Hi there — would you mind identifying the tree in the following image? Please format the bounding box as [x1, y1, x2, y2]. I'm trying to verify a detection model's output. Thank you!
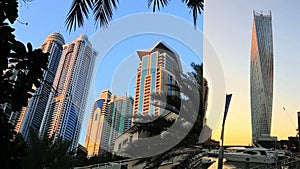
[0, 111, 27, 169]
[124, 63, 204, 169]
[0, 0, 49, 168]
[65, 0, 204, 31]
[0, 0, 49, 112]
[23, 130, 76, 169]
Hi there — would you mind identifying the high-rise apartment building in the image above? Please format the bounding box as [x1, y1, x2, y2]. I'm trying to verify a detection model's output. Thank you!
[15, 33, 65, 141]
[40, 34, 97, 150]
[109, 96, 133, 151]
[84, 89, 133, 156]
[84, 89, 113, 156]
[133, 41, 182, 118]
[250, 11, 274, 142]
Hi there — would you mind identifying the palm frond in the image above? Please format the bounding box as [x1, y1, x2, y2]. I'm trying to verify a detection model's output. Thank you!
[65, 0, 94, 32]
[148, 0, 170, 12]
[93, 0, 119, 28]
[182, 0, 204, 28]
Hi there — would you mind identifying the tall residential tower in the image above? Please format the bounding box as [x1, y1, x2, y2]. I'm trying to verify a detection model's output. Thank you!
[133, 41, 182, 118]
[84, 89, 133, 156]
[250, 11, 274, 142]
[15, 33, 65, 141]
[40, 34, 97, 150]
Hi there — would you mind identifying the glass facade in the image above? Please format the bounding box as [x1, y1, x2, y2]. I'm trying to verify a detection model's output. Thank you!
[250, 11, 274, 142]
[15, 33, 65, 142]
[41, 34, 97, 151]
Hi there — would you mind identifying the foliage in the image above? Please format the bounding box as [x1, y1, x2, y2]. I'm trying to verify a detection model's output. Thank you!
[0, 0, 50, 168]
[123, 63, 204, 169]
[0, 110, 27, 169]
[0, 0, 49, 112]
[23, 130, 76, 169]
[65, 0, 204, 31]
[86, 150, 127, 166]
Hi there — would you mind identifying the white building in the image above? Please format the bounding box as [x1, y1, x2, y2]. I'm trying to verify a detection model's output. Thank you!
[40, 34, 97, 151]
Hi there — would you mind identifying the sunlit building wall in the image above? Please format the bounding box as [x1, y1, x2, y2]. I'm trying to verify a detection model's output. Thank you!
[85, 90, 134, 156]
[15, 33, 65, 142]
[250, 10, 274, 142]
[84, 89, 114, 157]
[40, 34, 97, 151]
[133, 41, 182, 119]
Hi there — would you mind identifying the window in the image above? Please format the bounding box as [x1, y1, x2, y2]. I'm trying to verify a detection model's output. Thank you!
[118, 143, 121, 151]
[95, 114, 98, 121]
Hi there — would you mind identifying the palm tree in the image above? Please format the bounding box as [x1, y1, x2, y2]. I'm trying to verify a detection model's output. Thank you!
[65, 0, 204, 31]
[22, 130, 75, 169]
[123, 63, 204, 169]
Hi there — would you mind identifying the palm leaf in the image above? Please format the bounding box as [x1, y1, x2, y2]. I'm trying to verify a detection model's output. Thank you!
[182, 0, 204, 28]
[148, 0, 170, 12]
[65, 0, 94, 32]
[93, 0, 119, 28]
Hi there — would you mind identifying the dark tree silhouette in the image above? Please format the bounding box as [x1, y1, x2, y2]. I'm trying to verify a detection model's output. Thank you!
[65, 0, 204, 31]
[23, 130, 76, 169]
[0, 0, 49, 112]
[0, 112, 27, 169]
[0, 1, 49, 168]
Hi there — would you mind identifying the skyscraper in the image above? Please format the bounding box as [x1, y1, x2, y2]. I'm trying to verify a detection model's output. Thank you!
[84, 89, 133, 156]
[250, 10, 274, 142]
[84, 89, 114, 156]
[40, 34, 97, 150]
[133, 41, 182, 118]
[109, 96, 133, 151]
[15, 33, 65, 141]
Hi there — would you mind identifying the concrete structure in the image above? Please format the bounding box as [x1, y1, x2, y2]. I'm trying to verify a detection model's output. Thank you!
[40, 34, 97, 151]
[85, 89, 134, 157]
[15, 33, 65, 142]
[133, 41, 182, 118]
[84, 89, 114, 157]
[109, 96, 133, 152]
[250, 10, 274, 142]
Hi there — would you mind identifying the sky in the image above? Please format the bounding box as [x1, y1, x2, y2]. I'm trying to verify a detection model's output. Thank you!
[12, 0, 299, 147]
[13, 0, 203, 145]
[205, 0, 300, 145]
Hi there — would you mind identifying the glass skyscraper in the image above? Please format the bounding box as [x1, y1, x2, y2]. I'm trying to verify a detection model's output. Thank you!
[40, 34, 97, 151]
[109, 96, 133, 151]
[133, 41, 182, 118]
[250, 10, 274, 142]
[15, 33, 65, 141]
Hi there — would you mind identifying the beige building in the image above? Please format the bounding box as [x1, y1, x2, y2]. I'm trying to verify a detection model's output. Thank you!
[133, 41, 182, 119]
[85, 89, 114, 157]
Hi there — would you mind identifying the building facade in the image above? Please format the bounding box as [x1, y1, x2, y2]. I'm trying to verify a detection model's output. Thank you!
[84, 89, 133, 157]
[84, 89, 114, 156]
[15, 33, 65, 141]
[40, 34, 97, 151]
[250, 10, 274, 142]
[109, 96, 133, 151]
[133, 41, 182, 118]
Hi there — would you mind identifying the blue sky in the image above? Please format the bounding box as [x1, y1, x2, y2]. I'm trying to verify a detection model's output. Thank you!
[13, 0, 204, 145]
